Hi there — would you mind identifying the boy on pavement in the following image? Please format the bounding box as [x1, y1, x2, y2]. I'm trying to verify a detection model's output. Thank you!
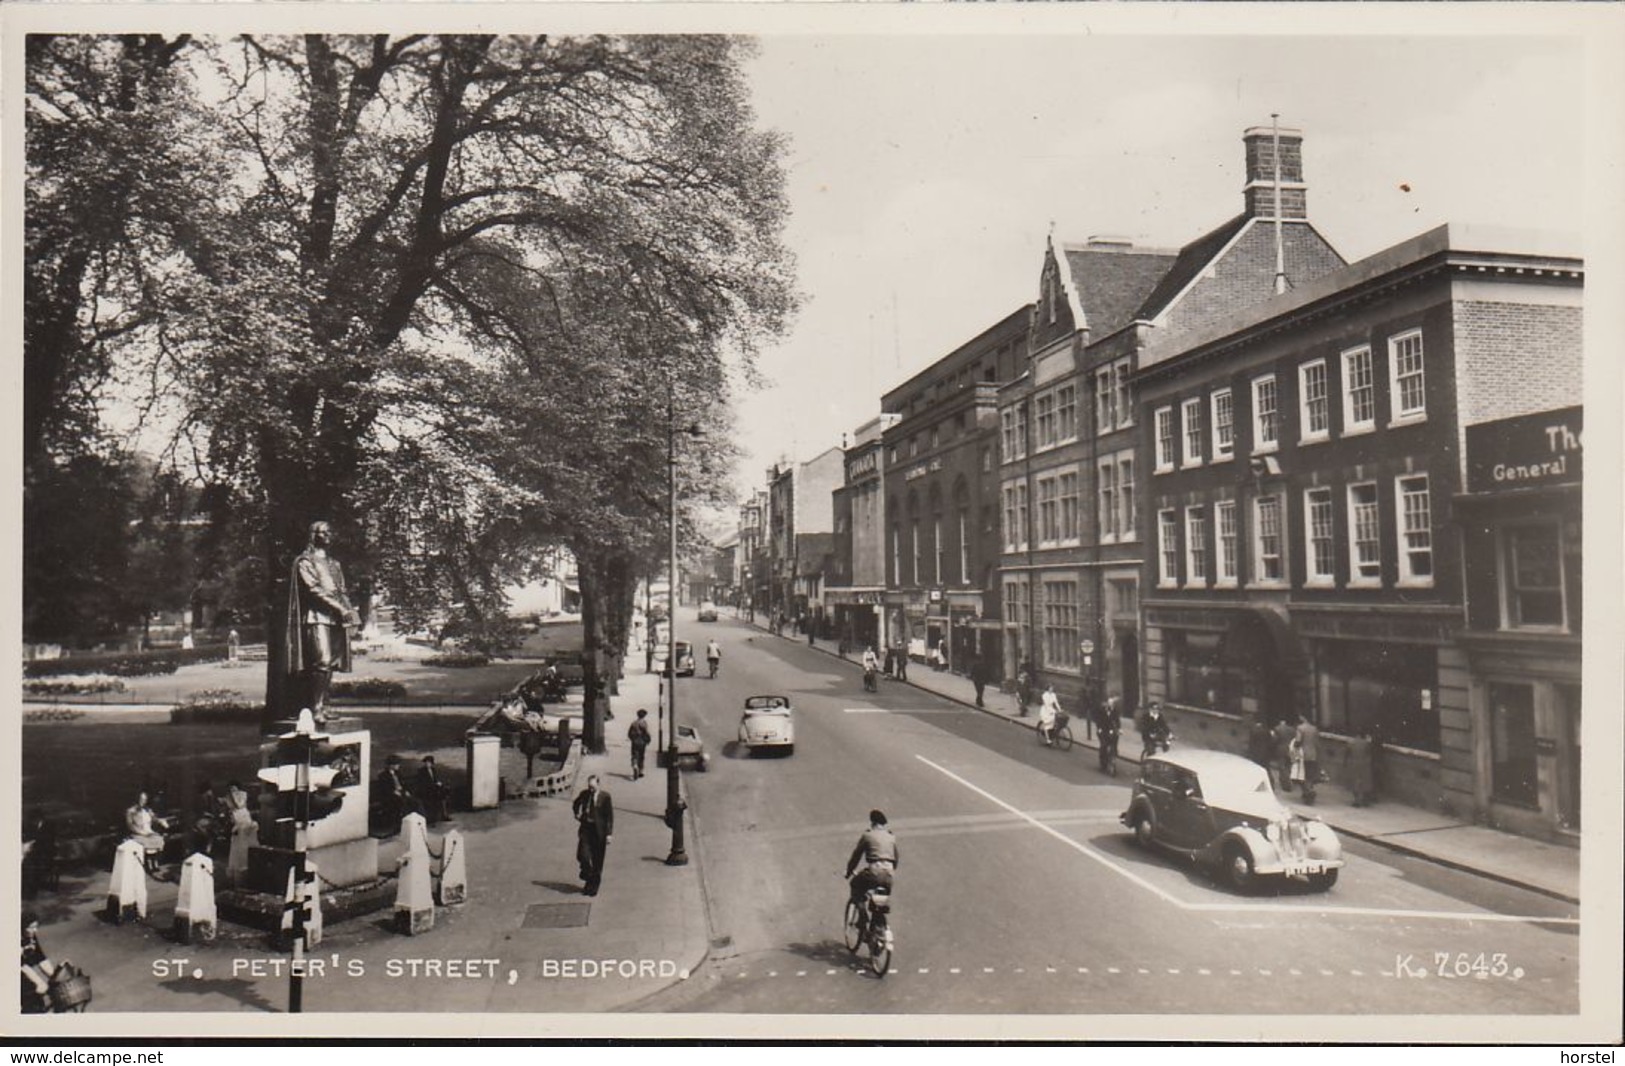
[628, 709, 652, 781]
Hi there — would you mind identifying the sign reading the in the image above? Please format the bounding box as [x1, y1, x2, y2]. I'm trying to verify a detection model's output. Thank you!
[1465, 406, 1582, 494]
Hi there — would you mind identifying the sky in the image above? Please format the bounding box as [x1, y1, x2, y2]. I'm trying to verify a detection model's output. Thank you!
[730, 30, 1589, 499]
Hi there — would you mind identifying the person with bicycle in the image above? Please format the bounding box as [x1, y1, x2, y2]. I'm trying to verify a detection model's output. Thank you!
[1138, 700, 1172, 759]
[861, 646, 880, 692]
[1094, 694, 1123, 773]
[705, 639, 721, 679]
[1037, 683, 1062, 746]
[845, 809, 898, 909]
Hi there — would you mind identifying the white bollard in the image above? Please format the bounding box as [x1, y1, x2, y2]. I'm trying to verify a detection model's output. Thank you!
[394, 814, 434, 935]
[438, 829, 468, 906]
[280, 861, 323, 950]
[174, 853, 217, 943]
[106, 840, 149, 924]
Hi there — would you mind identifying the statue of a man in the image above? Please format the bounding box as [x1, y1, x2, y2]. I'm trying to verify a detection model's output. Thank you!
[285, 520, 360, 724]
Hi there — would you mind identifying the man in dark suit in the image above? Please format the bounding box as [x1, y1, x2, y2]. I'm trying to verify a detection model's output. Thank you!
[414, 755, 451, 824]
[376, 754, 422, 835]
[571, 775, 614, 896]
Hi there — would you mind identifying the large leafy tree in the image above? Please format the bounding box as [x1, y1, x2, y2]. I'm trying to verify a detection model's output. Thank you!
[28, 34, 796, 735]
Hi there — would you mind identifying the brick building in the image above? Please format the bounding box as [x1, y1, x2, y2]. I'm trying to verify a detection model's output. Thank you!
[828, 413, 899, 652]
[1134, 223, 1581, 837]
[882, 307, 1031, 672]
[998, 125, 1346, 714]
[764, 448, 844, 626]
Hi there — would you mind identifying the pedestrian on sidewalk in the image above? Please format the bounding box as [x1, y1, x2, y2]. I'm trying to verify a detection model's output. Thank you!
[1272, 718, 1297, 794]
[970, 656, 989, 708]
[893, 642, 909, 681]
[1346, 728, 1377, 807]
[628, 710, 652, 781]
[572, 775, 614, 896]
[1295, 715, 1321, 804]
[1015, 663, 1032, 716]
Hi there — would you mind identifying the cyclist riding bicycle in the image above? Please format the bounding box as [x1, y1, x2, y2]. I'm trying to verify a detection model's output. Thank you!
[1037, 684, 1063, 746]
[845, 809, 899, 907]
[861, 646, 880, 692]
[706, 639, 721, 678]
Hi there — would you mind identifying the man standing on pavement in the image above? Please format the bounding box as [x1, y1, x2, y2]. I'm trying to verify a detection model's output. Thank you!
[1247, 713, 1278, 787]
[893, 641, 909, 681]
[572, 774, 614, 896]
[1295, 714, 1322, 804]
[628, 709, 652, 781]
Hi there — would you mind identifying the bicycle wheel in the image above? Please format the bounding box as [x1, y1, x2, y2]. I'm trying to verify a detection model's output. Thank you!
[1055, 724, 1074, 751]
[843, 900, 863, 953]
[868, 924, 893, 977]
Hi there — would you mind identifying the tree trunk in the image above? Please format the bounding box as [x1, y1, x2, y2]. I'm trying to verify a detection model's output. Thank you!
[575, 547, 607, 754]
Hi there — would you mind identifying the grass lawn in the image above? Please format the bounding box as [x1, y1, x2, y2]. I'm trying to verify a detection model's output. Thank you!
[22, 709, 489, 851]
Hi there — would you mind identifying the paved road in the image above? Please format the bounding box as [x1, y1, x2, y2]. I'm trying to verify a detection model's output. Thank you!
[639, 614, 1579, 1015]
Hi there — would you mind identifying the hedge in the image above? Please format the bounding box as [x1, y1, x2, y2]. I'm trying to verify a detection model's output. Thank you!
[25, 644, 230, 678]
[331, 677, 408, 699]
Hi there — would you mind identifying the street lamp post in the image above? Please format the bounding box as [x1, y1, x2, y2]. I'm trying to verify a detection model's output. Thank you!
[664, 385, 689, 867]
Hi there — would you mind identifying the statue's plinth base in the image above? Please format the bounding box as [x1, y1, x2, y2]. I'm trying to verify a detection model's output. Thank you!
[246, 839, 379, 893]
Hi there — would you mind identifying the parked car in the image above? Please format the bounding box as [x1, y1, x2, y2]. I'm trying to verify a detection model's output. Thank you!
[697, 602, 718, 622]
[656, 723, 710, 772]
[1121, 749, 1343, 892]
[738, 695, 795, 756]
[653, 639, 696, 677]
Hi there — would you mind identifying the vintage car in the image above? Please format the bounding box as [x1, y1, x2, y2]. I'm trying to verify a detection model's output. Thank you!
[653, 639, 697, 677]
[1121, 749, 1343, 892]
[738, 695, 795, 756]
[697, 602, 719, 622]
[656, 723, 710, 772]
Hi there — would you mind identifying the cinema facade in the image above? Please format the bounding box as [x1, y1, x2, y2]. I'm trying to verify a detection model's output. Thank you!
[1134, 223, 1582, 842]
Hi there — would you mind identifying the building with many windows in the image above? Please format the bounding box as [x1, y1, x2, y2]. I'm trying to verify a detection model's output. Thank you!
[1135, 223, 1581, 836]
[999, 125, 1346, 713]
[882, 307, 1031, 671]
[828, 413, 899, 652]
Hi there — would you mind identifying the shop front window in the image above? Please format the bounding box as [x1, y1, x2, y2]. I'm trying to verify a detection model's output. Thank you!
[1504, 523, 1565, 629]
[1313, 641, 1439, 751]
[1489, 682, 1538, 808]
[1163, 630, 1248, 713]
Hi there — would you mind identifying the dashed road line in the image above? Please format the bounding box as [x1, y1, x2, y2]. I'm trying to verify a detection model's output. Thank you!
[914, 755, 1580, 927]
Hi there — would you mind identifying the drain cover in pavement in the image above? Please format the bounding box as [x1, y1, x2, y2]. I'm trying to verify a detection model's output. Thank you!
[522, 903, 591, 929]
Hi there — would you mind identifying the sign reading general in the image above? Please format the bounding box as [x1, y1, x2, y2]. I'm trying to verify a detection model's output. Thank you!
[1465, 406, 1582, 494]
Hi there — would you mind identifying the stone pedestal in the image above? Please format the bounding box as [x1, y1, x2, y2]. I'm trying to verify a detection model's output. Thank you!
[394, 813, 434, 935]
[467, 733, 502, 810]
[174, 853, 217, 943]
[439, 830, 468, 906]
[106, 840, 148, 924]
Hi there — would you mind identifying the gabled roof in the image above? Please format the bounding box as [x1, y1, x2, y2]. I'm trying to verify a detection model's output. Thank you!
[1131, 213, 1253, 322]
[1058, 242, 1178, 338]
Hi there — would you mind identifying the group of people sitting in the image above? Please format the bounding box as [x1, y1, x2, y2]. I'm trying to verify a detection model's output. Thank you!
[373, 753, 452, 831]
[122, 782, 259, 876]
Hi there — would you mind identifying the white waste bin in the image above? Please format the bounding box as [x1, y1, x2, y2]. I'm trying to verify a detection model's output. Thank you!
[466, 733, 502, 810]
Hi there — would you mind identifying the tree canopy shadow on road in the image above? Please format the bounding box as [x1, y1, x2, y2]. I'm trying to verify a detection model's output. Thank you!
[158, 976, 279, 1013]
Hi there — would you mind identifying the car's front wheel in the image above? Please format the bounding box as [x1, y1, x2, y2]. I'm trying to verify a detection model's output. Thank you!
[1224, 844, 1256, 892]
[1131, 808, 1155, 849]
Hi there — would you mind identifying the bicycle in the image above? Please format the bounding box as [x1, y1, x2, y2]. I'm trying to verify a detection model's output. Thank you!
[708, 658, 720, 680]
[1039, 711, 1074, 751]
[842, 880, 894, 977]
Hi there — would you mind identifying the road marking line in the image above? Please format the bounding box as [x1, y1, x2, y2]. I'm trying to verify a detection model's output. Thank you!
[1198, 969, 1212, 975]
[844, 707, 889, 714]
[768, 971, 778, 977]
[796, 971, 807, 977]
[1230, 970, 1242, 976]
[1259, 969, 1273, 976]
[826, 969, 838, 976]
[1289, 969, 1303, 976]
[983, 967, 995, 973]
[1351, 970, 1364, 977]
[915, 755, 1581, 927]
[1137, 968, 1150, 975]
[1319, 970, 1335, 977]
[1078, 968, 1089, 974]
[1107, 967, 1121, 974]
[1168, 969, 1181, 975]
[1046, 967, 1057, 974]
[918, 968, 930, 974]
[949, 967, 961, 974]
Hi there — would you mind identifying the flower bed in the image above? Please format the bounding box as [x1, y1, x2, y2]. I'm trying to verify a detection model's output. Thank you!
[168, 688, 264, 724]
[331, 677, 408, 700]
[424, 651, 491, 669]
[23, 675, 128, 697]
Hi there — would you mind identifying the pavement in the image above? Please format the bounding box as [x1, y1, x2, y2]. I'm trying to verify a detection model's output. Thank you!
[17, 669, 712, 1018]
[746, 617, 1580, 906]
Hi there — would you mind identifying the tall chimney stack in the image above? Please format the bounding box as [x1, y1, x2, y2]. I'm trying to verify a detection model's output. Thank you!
[1243, 125, 1306, 219]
